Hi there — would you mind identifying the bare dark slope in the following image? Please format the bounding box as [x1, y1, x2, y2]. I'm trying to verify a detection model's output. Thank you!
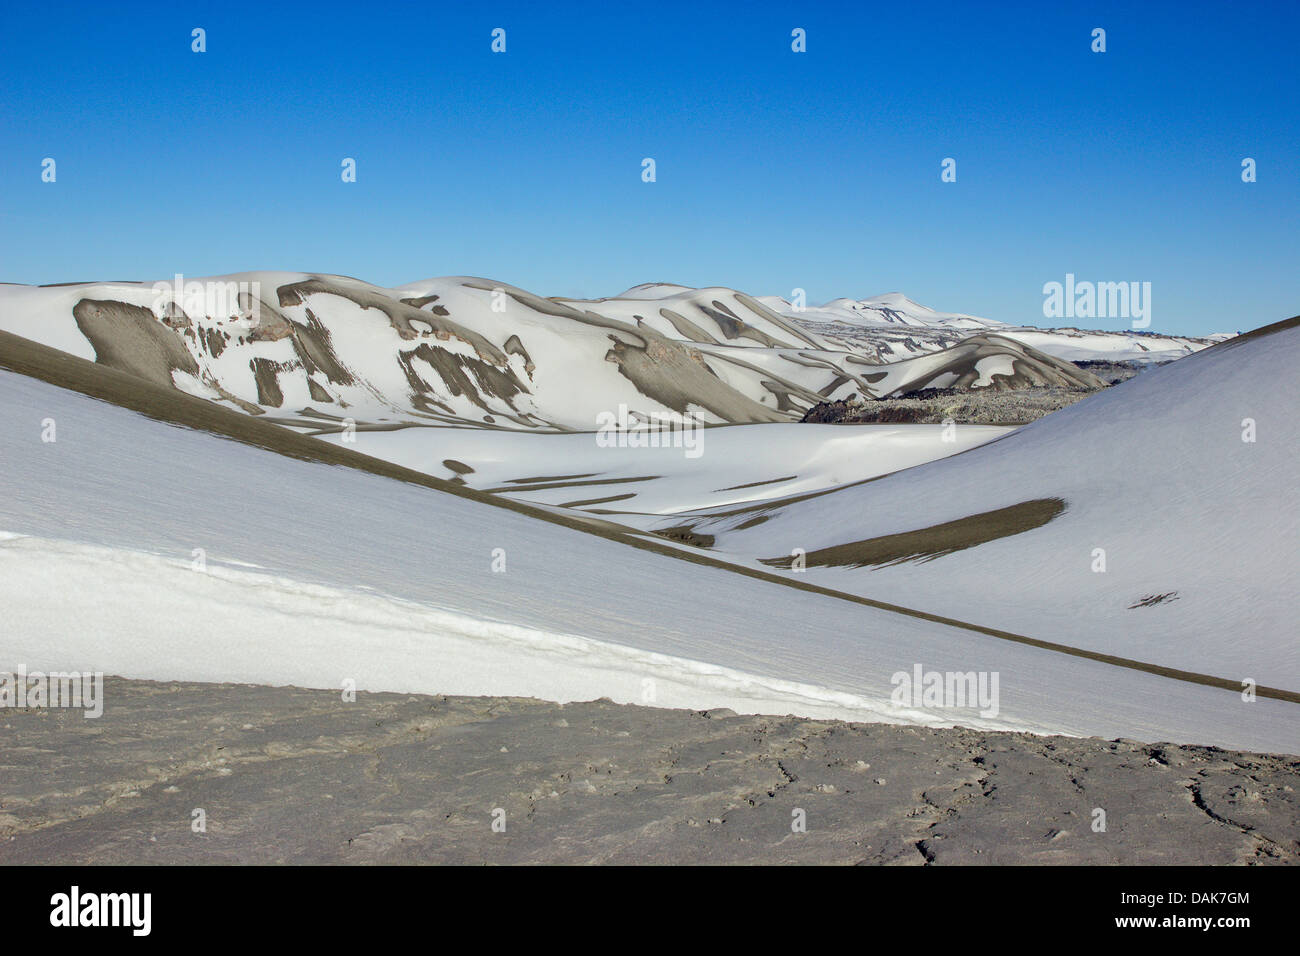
[1, 677, 1297, 865]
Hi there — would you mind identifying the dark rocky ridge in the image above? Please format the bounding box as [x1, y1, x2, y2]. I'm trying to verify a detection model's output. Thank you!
[799, 359, 1161, 426]
[800, 387, 1099, 426]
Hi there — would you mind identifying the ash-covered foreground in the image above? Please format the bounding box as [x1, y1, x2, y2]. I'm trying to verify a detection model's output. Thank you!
[1, 679, 1295, 865]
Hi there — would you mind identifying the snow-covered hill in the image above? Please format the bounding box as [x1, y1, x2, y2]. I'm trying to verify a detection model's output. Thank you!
[783, 296, 1218, 365]
[764, 291, 1005, 331]
[0, 337, 1295, 753]
[1, 274, 1286, 754]
[669, 318, 1300, 693]
[0, 273, 1213, 433]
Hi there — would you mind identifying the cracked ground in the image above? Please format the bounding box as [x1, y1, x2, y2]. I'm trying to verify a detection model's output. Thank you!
[1, 678, 1297, 864]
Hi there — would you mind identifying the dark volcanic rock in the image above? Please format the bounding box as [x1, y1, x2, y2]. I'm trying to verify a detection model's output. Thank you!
[801, 385, 1104, 426]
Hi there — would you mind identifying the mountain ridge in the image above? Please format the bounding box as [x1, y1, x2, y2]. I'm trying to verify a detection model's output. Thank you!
[0, 272, 1216, 434]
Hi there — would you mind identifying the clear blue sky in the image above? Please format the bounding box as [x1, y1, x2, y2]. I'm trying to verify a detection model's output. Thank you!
[2, 0, 1296, 335]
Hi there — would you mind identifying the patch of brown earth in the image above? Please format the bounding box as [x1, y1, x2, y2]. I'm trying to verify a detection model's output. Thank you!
[760, 498, 1066, 570]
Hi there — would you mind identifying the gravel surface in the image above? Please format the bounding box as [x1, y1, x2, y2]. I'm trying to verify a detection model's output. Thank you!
[2, 678, 1296, 865]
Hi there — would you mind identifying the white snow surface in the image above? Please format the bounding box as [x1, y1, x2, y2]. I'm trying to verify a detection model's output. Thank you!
[314, 422, 1012, 518]
[692, 325, 1300, 692]
[0, 365, 1295, 753]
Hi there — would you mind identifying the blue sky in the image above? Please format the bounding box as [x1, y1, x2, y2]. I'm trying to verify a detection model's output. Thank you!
[2, 0, 1296, 335]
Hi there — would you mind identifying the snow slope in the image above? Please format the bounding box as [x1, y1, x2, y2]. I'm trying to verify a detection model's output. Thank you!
[0, 359, 1295, 753]
[312, 422, 1012, 518]
[677, 320, 1300, 690]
